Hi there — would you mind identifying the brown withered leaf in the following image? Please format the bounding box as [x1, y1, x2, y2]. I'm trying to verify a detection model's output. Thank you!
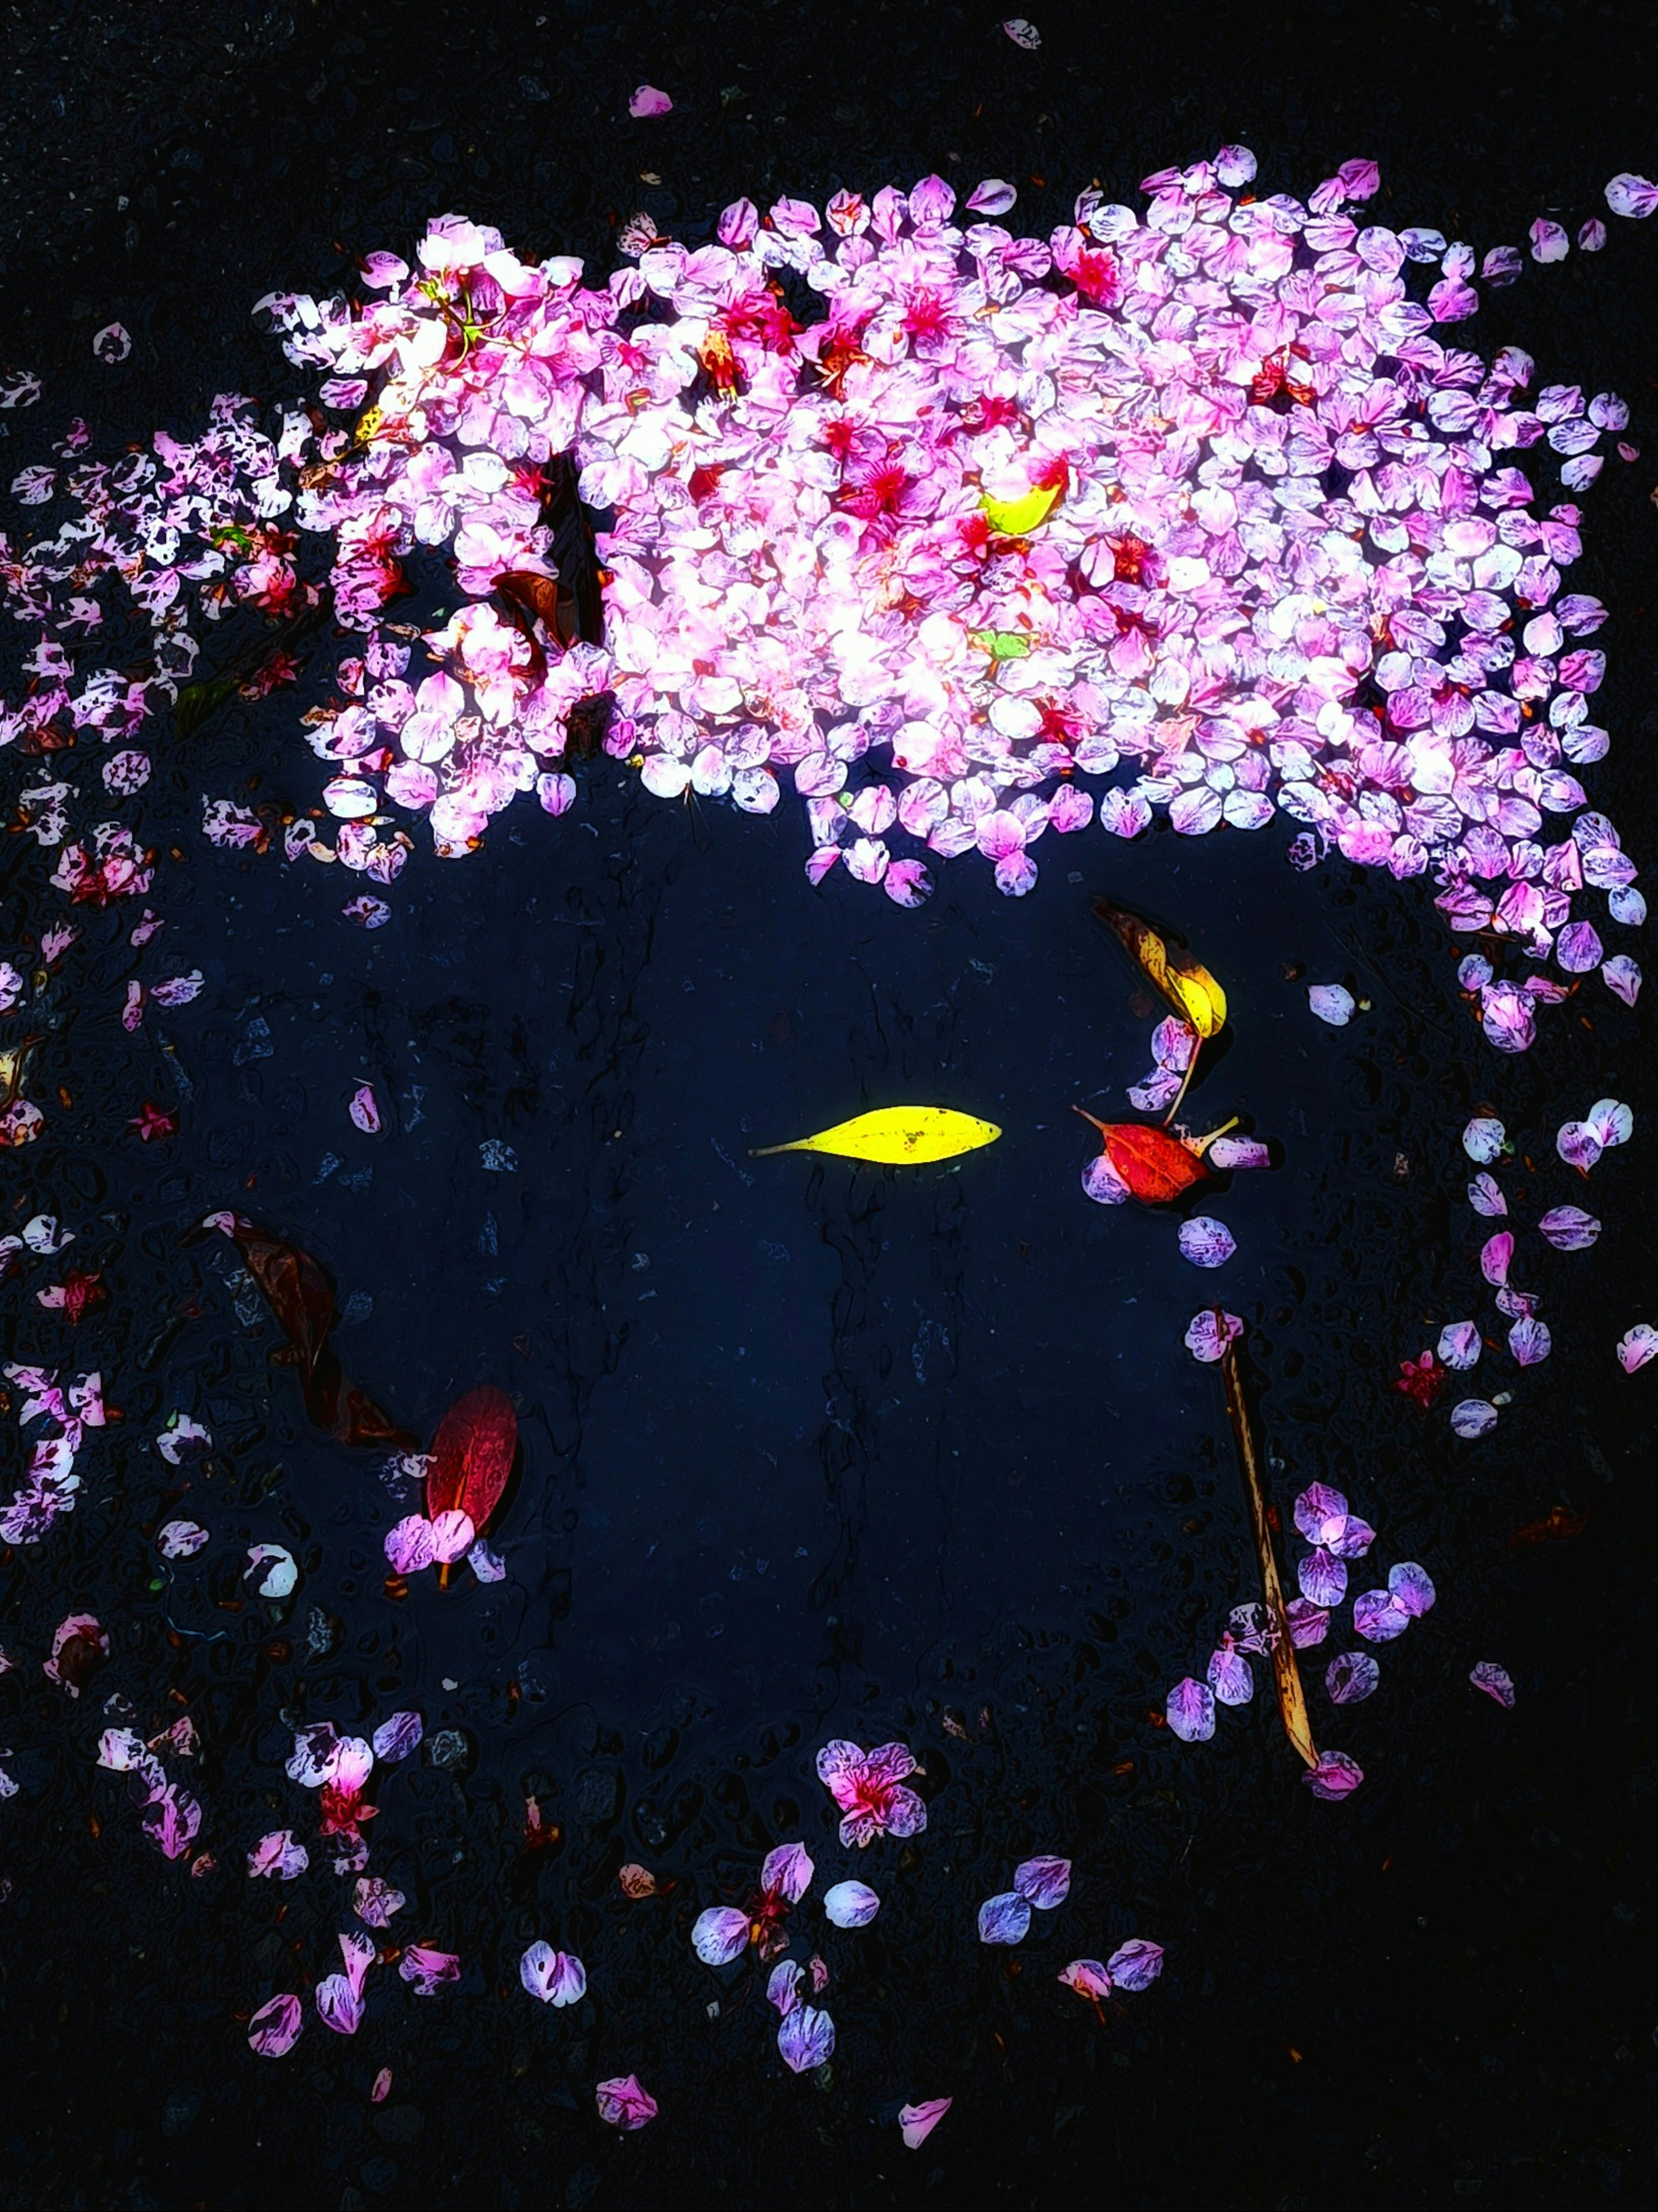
[1510, 1504, 1588, 1547]
[194, 1218, 413, 1448]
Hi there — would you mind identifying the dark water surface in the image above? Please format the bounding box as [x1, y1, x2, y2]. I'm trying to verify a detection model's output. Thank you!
[2, 3, 1657, 2207]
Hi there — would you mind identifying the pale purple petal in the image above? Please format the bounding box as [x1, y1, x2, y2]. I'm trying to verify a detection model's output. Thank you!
[399, 1944, 460, 1996]
[1104, 1938, 1164, 1991]
[777, 2003, 835, 2073]
[1325, 1651, 1380, 1704]
[692, 1906, 751, 1966]
[1467, 1173, 1506, 1217]
[1462, 1116, 1507, 1163]
[1556, 1121, 1602, 1175]
[1509, 1315, 1552, 1366]
[1352, 1590, 1411, 1642]
[315, 1973, 364, 2036]
[966, 178, 1017, 216]
[1617, 1323, 1658, 1373]
[1470, 1662, 1516, 1708]
[977, 1891, 1033, 1945]
[1206, 1642, 1254, 1705]
[1437, 1321, 1481, 1370]
[1557, 920, 1603, 972]
[1082, 1154, 1132, 1205]
[1285, 1599, 1330, 1648]
[1207, 1135, 1270, 1171]
[1387, 1561, 1437, 1617]
[429, 1507, 475, 1563]
[1013, 1855, 1071, 1910]
[823, 1880, 880, 1929]
[1293, 1482, 1349, 1545]
[1451, 1398, 1498, 1438]
[1177, 1216, 1236, 1268]
[1164, 1676, 1215, 1742]
[1586, 1098, 1633, 1150]
[1183, 1309, 1242, 1364]
[1538, 1206, 1600, 1251]
[1602, 956, 1642, 1007]
[384, 1515, 437, 1574]
[1308, 983, 1355, 1026]
[371, 1711, 422, 1762]
[1606, 172, 1658, 219]
[762, 1841, 814, 1904]
[1298, 1547, 1348, 1609]
[521, 1941, 586, 2006]
[766, 1960, 803, 2016]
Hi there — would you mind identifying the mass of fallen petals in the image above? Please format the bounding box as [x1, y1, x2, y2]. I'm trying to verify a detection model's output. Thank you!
[179, 154, 1641, 1035]
[1, 1363, 104, 1544]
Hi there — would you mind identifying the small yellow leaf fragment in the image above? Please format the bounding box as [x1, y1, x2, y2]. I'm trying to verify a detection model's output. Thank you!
[980, 482, 1060, 536]
[1093, 899, 1228, 1039]
[752, 1106, 1002, 1166]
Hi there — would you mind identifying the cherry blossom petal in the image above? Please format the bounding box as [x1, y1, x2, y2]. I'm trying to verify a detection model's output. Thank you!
[595, 2075, 657, 2130]
[1451, 1398, 1499, 1437]
[1467, 1174, 1506, 1217]
[1013, 1855, 1071, 1910]
[1618, 1323, 1658, 1373]
[1538, 1206, 1600, 1250]
[1177, 1216, 1236, 1268]
[1104, 1939, 1164, 1991]
[247, 1994, 304, 2057]
[371, 1711, 423, 1762]
[1183, 1309, 1242, 1363]
[1059, 1959, 1112, 1999]
[823, 1880, 881, 1929]
[978, 1891, 1033, 1945]
[1470, 1662, 1516, 1708]
[777, 2003, 835, 2073]
[1164, 1676, 1215, 1742]
[1308, 983, 1355, 1026]
[1304, 1750, 1364, 1800]
[692, 1906, 752, 1966]
[899, 2097, 952, 2149]
[762, 1841, 814, 1905]
[1325, 1651, 1380, 1705]
[1388, 1561, 1437, 1617]
[1462, 1117, 1507, 1164]
[1438, 1321, 1482, 1370]
[520, 1941, 586, 2006]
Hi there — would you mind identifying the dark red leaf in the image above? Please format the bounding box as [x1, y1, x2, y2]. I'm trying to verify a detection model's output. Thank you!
[427, 1385, 517, 1535]
[1099, 1122, 1210, 1204]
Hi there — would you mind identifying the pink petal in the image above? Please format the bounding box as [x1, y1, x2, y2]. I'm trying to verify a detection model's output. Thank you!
[1471, 1661, 1516, 1708]
[1059, 1959, 1113, 1999]
[1183, 1309, 1242, 1363]
[1304, 1750, 1364, 1801]
[595, 2075, 658, 2130]
[899, 2097, 952, 2149]
[1617, 1323, 1658, 1373]
[1508, 1314, 1551, 1366]
[247, 1993, 304, 2057]
[1467, 1173, 1506, 1216]
[1480, 1230, 1515, 1286]
[628, 85, 673, 118]
[348, 1083, 381, 1134]
[1352, 1590, 1410, 1642]
[1298, 1547, 1348, 1609]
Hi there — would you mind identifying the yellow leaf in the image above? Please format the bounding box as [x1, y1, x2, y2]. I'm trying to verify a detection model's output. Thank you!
[1093, 899, 1228, 1039]
[980, 482, 1060, 536]
[751, 1106, 1002, 1165]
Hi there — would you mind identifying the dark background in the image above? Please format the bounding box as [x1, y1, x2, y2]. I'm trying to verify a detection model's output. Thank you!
[1, 2, 1656, 2206]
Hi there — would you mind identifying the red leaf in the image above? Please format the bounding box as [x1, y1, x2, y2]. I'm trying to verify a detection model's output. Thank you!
[1098, 1122, 1211, 1205]
[427, 1385, 517, 1535]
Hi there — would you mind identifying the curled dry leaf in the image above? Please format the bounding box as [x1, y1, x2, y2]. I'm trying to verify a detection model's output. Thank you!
[752, 1105, 1000, 1165]
[1094, 898, 1227, 1038]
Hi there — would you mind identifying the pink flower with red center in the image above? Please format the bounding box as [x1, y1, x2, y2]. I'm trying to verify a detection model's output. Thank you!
[815, 1739, 927, 1848]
